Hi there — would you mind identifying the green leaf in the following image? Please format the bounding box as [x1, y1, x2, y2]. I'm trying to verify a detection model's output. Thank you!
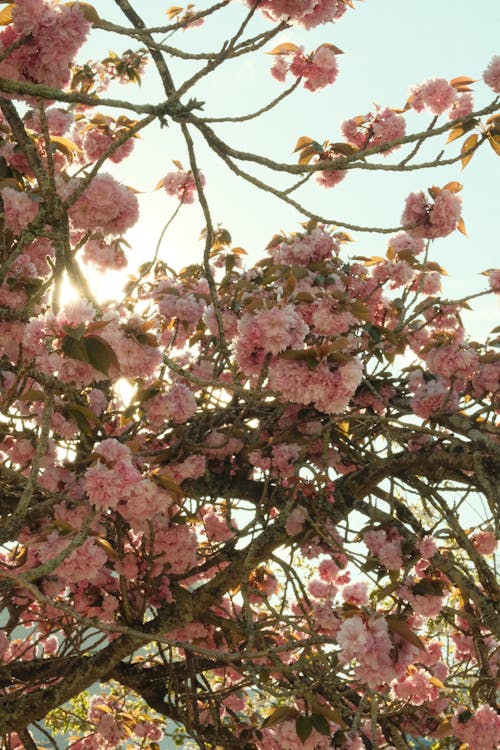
[311, 713, 331, 736]
[295, 715, 313, 744]
[262, 705, 299, 729]
[61, 335, 88, 363]
[83, 336, 117, 375]
[62, 323, 86, 341]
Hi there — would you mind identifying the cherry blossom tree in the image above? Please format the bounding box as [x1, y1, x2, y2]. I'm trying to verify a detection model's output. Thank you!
[0, 1, 499, 749]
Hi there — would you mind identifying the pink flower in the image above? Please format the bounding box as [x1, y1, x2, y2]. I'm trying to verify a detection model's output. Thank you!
[202, 508, 237, 543]
[342, 107, 406, 154]
[425, 343, 479, 380]
[410, 376, 459, 419]
[449, 92, 474, 121]
[1, 188, 38, 234]
[236, 305, 308, 375]
[25, 107, 74, 135]
[419, 536, 438, 559]
[409, 78, 457, 115]
[389, 231, 425, 257]
[67, 174, 139, 235]
[153, 523, 198, 575]
[80, 127, 135, 164]
[402, 189, 462, 239]
[94, 438, 132, 464]
[162, 169, 205, 203]
[4, 1, 90, 89]
[471, 530, 497, 555]
[270, 56, 288, 82]
[247, 0, 346, 29]
[392, 668, 440, 705]
[316, 165, 346, 188]
[144, 383, 197, 427]
[56, 538, 108, 584]
[341, 581, 368, 605]
[451, 705, 500, 750]
[285, 507, 306, 536]
[487, 268, 500, 292]
[82, 238, 127, 271]
[483, 55, 500, 92]
[268, 357, 362, 415]
[291, 45, 339, 91]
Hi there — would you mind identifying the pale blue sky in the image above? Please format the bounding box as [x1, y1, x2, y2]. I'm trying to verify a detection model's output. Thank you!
[83, 0, 500, 339]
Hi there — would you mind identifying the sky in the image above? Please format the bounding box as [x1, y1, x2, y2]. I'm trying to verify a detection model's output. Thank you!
[82, 0, 500, 341]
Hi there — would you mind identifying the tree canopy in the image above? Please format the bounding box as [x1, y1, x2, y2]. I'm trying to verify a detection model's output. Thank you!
[0, 1, 499, 749]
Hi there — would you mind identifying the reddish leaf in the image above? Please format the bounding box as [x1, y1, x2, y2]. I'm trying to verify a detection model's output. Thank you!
[461, 133, 478, 169]
[65, 1, 101, 24]
[488, 133, 500, 157]
[0, 4, 13, 25]
[262, 706, 299, 728]
[386, 616, 426, 651]
[293, 136, 314, 153]
[267, 42, 300, 55]
[442, 180, 462, 193]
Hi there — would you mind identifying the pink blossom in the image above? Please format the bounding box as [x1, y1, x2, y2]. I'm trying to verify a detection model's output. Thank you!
[248, 0, 345, 29]
[270, 56, 288, 82]
[271, 442, 301, 477]
[316, 164, 346, 188]
[94, 438, 132, 465]
[201, 506, 237, 542]
[134, 722, 163, 741]
[389, 232, 425, 257]
[56, 538, 108, 584]
[471, 530, 497, 555]
[342, 107, 406, 154]
[410, 376, 459, 419]
[336, 615, 414, 688]
[425, 343, 479, 380]
[285, 506, 306, 536]
[451, 705, 500, 750]
[402, 189, 462, 239]
[162, 169, 205, 203]
[153, 523, 198, 575]
[483, 55, 500, 92]
[290, 45, 339, 91]
[84, 458, 140, 510]
[311, 300, 356, 336]
[25, 107, 74, 135]
[67, 174, 139, 235]
[419, 536, 438, 559]
[487, 268, 500, 292]
[3, 1, 90, 89]
[1, 188, 39, 234]
[269, 357, 362, 415]
[236, 305, 308, 375]
[449, 92, 474, 121]
[121, 479, 172, 528]
[80, 127, 135, 164]
[82, 238, 128, 271]
[392, 668, 440, 705]
[341, 581, 368, 605]
[144, 383, 196, 428]
[409, 78, 457, 115]
[271, 226, 337, 265]
[318, 558, 340, 582]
